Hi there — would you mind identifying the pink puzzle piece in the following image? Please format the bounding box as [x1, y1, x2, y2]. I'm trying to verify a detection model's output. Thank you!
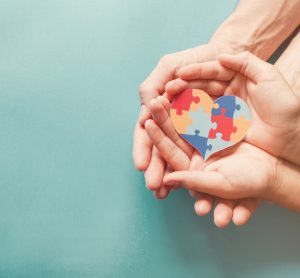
[172, 88, 200, 115]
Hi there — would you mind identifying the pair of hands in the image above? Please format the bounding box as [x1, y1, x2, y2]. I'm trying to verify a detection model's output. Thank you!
[134, 44, 300, 227]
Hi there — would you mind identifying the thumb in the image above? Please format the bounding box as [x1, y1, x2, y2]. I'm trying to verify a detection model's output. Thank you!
[219, 51, 273, 83]
[163, 170, 230, 197]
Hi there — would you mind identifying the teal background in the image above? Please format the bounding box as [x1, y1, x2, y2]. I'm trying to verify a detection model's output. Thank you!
[0, 0, 300, 277]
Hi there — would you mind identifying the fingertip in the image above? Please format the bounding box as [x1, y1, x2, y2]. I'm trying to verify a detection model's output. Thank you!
[145, 172, 162, 191]
[154, 186, 170, 199]
[134, 160, 148, 171]
[214, 213, 232, 228]
[232, 208, 251, 226]
[133, 123, 152, 171]
[189, 190, 197, 198]
[213, 201, 233, 228]
[165, 79, 188, 96]
[144, 119, 154, 130]
[194, 200, 212, 216]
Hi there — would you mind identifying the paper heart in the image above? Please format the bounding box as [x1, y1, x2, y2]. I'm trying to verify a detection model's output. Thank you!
[170, 89, 251, 160]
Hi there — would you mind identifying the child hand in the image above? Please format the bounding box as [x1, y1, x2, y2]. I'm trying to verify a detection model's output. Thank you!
[166, 51, 300, 165]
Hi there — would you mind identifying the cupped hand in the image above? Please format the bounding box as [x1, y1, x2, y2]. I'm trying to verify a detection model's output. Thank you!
[133, 43, 232, 199]
[145, 96, 260, 227]
[163, 141, 278, 204]
[166, 51, 300, 165]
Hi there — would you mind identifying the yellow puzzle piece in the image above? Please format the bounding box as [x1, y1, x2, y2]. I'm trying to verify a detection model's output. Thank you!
[170, 109, 193, 134]
[230, 116, 251, 143]
[190, 89, 219, 114]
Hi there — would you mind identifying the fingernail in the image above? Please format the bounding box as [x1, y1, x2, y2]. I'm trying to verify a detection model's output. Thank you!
[164, 180, 180, 187]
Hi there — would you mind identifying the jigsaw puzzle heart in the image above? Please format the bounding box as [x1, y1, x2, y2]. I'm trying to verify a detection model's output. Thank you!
[170, 89, 251, 160]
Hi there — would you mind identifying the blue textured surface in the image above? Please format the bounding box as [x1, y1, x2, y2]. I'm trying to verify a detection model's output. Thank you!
[1, 0, 300, 277]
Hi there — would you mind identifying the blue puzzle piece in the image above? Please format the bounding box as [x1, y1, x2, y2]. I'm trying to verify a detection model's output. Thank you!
[181, 130, 212, 158]
[187, 108, 217, 137]
[232, 97, 251, 120]
[212, 96, 241, 118]
[205, 133, 234, 160]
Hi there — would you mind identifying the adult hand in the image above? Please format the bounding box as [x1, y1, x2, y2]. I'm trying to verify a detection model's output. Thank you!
[133, 43, 228, 196]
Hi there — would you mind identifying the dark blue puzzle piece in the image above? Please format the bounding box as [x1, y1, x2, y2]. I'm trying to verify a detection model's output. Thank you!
[212, 96, 241, 118]
[180, 130, 212, 158]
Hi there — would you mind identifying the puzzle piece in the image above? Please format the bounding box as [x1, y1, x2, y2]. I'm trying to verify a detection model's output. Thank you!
[209, 108, 237, 141]
[230, 115, 251, 143]
[180, 130, 212, 158]
[205, 133, 234, 160]
[232, 97, 251, 120]
[212, 95, 241, 118]
[170, 109, 193, 134]
[187, 107, 217, 137]
[190, 89, 219, 114]
[172, 88, 200, 115]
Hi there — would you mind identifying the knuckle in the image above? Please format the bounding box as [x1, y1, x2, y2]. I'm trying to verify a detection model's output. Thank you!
[159, 54, 173, 66]
[139, 82, 149, 94]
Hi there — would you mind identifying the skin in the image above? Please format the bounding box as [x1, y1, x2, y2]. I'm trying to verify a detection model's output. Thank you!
[145, 105, 300, 216]
[133, 0, 300, 227]
[159, 134, 300, 213]
[145, 119, 278, 207]
[167, 51, 300, 165]
[147, 43, 300, 227]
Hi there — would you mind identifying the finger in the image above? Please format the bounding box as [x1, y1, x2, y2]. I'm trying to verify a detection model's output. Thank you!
[157, 95, 170, 111]
[144, 147, 165, 190]
[148, 98, 193, 157]
[194, 193, 214, 216]
[139, 56, 175, 105]
[133, 121, 152, 171]
[155, 165, 172, 199]
[178, 61, 235, 81]
[232, 198, 260, 226]
[189, 151, 205, 170]
[189, 190, 198, 197]
[165, 78, 228, 97]
[213, 199, 235, 228]
[163, 170, 231, 197]
[139, 105, 152, 126]
[145, 119, 190, 171]
[219, 51, 273, 83]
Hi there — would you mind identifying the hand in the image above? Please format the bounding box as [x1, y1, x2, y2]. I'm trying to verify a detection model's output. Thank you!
[145, 96, 260, 227]
[145, 112, 275, 220]
[163, 141, 278, 204]
[166, 51, 300, 165]
[133, 43, 230, 198]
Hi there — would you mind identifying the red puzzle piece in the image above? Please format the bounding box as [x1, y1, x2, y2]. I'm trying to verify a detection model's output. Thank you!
[172, 88, 200, 115]
[209, 108, 237, 141]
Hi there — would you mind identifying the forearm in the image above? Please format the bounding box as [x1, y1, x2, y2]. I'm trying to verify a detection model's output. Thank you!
[274, 31, 300, 165]
[276, 30, 300, 96]
[269, 158, 300, 212]
[210, 0, 300, 59]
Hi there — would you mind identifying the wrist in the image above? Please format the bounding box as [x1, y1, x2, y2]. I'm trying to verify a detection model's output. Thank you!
[281, 112, 300, 166]
[209, 36, 250, 56]
[268, 158, 300, 212]
[267, 158, 285, 202]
